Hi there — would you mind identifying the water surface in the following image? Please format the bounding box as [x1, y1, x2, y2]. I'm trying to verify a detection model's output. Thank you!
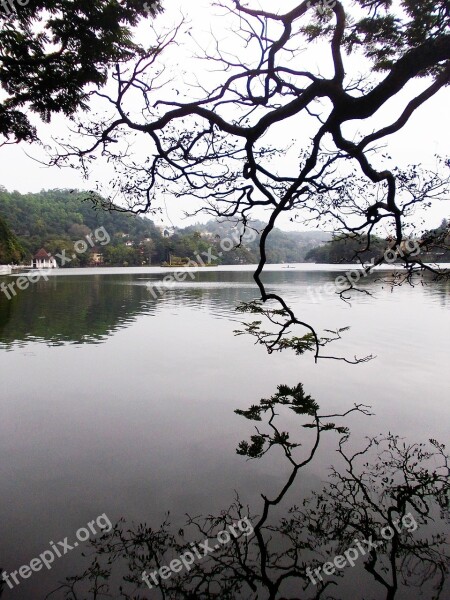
[0, 266, 449, 598]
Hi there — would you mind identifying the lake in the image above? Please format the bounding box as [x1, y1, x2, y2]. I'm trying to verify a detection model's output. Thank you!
[0, 266, 449, 599]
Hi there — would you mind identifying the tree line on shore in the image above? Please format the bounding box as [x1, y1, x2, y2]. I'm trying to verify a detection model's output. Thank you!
[1, 188, 448, 266]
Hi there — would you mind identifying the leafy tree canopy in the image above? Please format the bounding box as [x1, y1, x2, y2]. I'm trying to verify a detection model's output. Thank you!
[0, 0, 162, 143]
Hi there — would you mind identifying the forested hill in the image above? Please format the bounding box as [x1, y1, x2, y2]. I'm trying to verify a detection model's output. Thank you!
[305, 221, 450, 263]
[0, 215, 25, 264]
[0, 187, 159, 249]
[305, 234, 387, 263]
[0, 188, 330, 266]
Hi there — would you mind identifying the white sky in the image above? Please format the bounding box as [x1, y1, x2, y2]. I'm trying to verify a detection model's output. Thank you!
[0, 0, 448, 231]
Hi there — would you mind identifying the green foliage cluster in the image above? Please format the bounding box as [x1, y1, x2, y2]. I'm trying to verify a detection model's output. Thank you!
[304, 0, 450, 74]
[0, 0, 162, 143]
[235, 383, 321, 458]
[0, 214, 24, 263]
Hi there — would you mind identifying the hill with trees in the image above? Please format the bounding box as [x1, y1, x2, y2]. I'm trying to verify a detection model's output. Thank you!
[305, 234, 387, 263]
[420, 219, 450, 262]
[0, 188, 330, 266]
[305, 224, 450, 264]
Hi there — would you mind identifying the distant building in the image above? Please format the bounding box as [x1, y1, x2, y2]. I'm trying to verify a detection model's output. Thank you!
[90, 248, 104, 265]
[31, 248, 58, 269]
[156, 225, 175, 238]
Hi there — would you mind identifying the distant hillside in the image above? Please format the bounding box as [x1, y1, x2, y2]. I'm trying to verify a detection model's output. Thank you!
[182, 220, 331, 263]
[305, 234, 387, 263]
[0, 188, 331, 266]
[0, 187, 159, 250]
[305, 222, 450, 263]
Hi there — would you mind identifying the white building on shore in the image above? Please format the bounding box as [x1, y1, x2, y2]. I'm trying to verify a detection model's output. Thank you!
[31, 249, 58, 269]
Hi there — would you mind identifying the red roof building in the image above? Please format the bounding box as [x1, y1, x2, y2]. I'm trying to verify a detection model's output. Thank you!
[31, 248, 58, 269]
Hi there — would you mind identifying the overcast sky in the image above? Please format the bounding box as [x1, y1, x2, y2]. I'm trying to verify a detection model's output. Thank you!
[1, 0, 448, 231]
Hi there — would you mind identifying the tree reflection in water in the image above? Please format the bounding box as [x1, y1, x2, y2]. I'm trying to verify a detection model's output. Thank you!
[44, 384, 449, 600]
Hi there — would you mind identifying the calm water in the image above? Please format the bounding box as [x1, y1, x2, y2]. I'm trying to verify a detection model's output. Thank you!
[0, 266, 449, 598]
